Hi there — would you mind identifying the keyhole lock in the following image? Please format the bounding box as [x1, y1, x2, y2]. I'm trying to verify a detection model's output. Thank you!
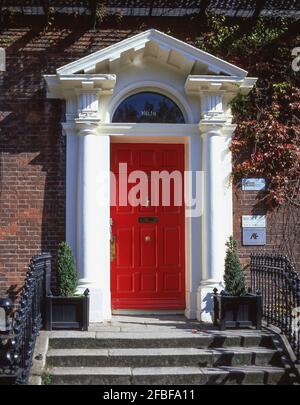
[144, 235, 151, 242]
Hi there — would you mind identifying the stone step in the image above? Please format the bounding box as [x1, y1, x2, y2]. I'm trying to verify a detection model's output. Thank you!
[46, 347, 281, 368]
[48, 365, 288, 385]
[48, 332, 275, 350]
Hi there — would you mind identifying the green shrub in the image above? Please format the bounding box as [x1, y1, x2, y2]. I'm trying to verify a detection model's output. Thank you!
[197, 15, 288, 55]
[197, 14, 239, 53]
[41, 372, 53, 385]
[224, 237, 246, 296]
[233, 18, 288, 51]
[56, 241, 77, 296]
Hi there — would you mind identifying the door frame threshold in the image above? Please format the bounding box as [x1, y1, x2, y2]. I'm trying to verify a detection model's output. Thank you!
[112, 309, 185, 315]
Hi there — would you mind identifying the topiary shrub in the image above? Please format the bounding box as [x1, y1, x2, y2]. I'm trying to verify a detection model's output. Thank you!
[56, 241, 77, 296]
[224, 237, 246, 296]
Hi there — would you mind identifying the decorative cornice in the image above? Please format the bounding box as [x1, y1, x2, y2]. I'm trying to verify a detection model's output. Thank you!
[55, 29, 248, 77]
[44, 74, 116, 99]
[96, 123, 199, 136]
[185, 75, 257, 96]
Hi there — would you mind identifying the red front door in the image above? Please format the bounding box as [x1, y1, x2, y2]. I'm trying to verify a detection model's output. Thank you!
[110, 143, 185, 309]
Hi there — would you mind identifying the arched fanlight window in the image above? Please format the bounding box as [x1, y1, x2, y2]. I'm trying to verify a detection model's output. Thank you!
[112, 91, 185, 123]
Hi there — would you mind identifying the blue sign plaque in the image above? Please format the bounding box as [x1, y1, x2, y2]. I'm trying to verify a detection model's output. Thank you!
[242, 227, 266, 246]
[242, 178, 266, 191]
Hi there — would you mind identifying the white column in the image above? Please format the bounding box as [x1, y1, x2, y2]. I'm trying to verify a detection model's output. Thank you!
[197, 121, 235, 322]
[76, 123, 111, 322]
[63, 123, 78, 263]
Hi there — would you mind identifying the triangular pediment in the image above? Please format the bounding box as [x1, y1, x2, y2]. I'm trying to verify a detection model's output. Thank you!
[56, 29, 248, 78]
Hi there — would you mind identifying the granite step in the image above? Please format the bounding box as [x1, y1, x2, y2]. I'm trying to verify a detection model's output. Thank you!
[42, 318, 298, 385]
[48, 365, 289, 385]
[46, 347, 281, 368]
[48, 332, 275, 350]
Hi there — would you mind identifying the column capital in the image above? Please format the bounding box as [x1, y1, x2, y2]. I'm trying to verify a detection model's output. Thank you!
[200, 90, 225, 120]
[62, 121, 76, 136]
[199, 121, 236, 137]
[75, 84, 101, 119]
[44, 74, 117, 122]
[185, 75, 257, 123]
[75, 119, 101, 136]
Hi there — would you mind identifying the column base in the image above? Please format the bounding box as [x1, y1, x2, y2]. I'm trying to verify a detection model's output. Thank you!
[184, 291, 197, 319]
[196, 279, 224, 323]
[77, 282, 111, 323]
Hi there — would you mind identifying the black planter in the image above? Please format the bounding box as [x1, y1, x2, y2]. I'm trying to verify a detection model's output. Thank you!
[213, 288, 262, 330]
[45, 291, 89, 331]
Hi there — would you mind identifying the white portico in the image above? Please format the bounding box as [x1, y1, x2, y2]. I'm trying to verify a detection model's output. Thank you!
[44, 29, 256, 323]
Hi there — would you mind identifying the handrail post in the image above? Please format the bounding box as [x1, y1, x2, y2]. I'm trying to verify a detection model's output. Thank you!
[0, 298, 13, 334]
[0, 253, 52, 384]
[250, 253, 300, 364]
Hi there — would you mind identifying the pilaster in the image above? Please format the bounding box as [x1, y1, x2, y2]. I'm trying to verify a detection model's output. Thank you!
[200, 91, 225, 119]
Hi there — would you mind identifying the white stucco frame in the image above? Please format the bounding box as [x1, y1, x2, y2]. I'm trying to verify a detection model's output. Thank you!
[44, 29, 257, 323]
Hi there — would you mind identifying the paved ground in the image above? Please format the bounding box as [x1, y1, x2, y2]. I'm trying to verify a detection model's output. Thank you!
[51, 314, 273, 336]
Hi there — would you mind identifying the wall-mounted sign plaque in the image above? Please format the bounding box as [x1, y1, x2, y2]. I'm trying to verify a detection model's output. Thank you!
[0, 307, 6, 332]
[243, 227, 266, 246]
[242, 215, 266, 228]
[242, 178, 266, 191]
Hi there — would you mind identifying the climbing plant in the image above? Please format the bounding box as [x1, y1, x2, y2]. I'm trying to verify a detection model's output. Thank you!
[230, 83, 300, 209]
[198, 15, 300, 210]
[197, 14, 288, 56]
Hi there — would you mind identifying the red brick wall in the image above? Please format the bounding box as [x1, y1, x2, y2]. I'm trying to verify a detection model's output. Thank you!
[233, 186, 300, 278]
[0, 20, 299, 297]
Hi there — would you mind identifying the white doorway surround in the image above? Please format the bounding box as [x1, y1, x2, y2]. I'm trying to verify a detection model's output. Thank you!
[44, 29, 257, 323]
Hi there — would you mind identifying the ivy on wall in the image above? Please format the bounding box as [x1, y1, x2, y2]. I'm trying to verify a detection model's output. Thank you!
[197, 15, 300, 210]
[231, 84, 300, 208]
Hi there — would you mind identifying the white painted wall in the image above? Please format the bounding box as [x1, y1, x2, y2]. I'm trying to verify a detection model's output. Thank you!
[184, 134, 202, 319]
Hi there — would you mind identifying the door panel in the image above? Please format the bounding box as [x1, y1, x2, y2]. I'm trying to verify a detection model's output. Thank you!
[164, 227, 180, 266]
[140, 227, 157, 267]
[111, 143, 185, 309]
[116, 228, 134, 267]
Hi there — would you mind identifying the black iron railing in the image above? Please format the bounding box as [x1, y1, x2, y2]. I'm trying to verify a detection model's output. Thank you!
[250, 253, 300, 363]
[0, 253, 51, 385]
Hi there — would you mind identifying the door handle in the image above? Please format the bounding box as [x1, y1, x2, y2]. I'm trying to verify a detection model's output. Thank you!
[144, 235, 151, 242]
[110, 236, 116, 261]
[110, 218, 116, 261]
[110, 218, 113, 241]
